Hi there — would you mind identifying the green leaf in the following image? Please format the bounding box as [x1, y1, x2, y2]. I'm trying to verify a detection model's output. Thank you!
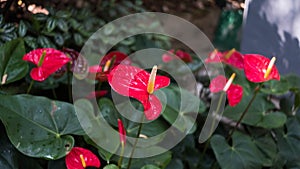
[18, 20, 27, 37]
[37, 36, 56, 48]
[24, 36, 38, 49]
[252, 134, 277, 167]
[260, 78, 290, 95]
[166, 159, 184, 169]
[103, 164, 119, 169]
[211, 132, 264, 169]
[33, 13, 48, 21]
[224, 94, 286, 129]
[0, 94, 84, 160]
[276, 117, 300, 161]
[55, 11, 71, 18]
[141, 164, 161, 169]
[161, 86, 205, 133]
[57, 19, 69, 32]
[74, 33, 83, 46]
[0, 38, 28, 85]
[46, 18, 57, 32]
[54, 33, 64, 46]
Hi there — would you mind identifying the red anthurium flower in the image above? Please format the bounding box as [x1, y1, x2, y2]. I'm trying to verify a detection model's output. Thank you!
[88, 51, 131, 82]
[100, 51, 131, 68]
[205, 49, 224, 63]
[108, 65, 170, 120]
[23, 48, 70, 81]
[205, 49, 244, 69]
[118, 119, 126, 145]
[65, 147, 100, 169]
[86, 90, 108, 99]
[244, 54, 280, 83]
[209, 74, 243, 106]
[162, 49, 192, 63]
[222, 49, 244, 69]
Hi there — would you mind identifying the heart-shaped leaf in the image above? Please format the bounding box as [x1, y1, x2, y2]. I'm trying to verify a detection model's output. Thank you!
[0, 94, 84, 160]
[161, 86, 205, 133]
[103, 164, 119, 169]
[0, 38, 28, 85]
[276, 116, 300, 162]
[211, 132, 264, 169]
[224, 94, 286, 129]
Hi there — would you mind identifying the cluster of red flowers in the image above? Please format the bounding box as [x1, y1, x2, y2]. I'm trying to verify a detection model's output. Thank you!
[206, 48, 280, 106]
[22, 47, 280, 168]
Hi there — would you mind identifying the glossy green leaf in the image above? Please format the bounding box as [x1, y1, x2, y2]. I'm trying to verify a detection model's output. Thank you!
[57, 19, 69, 32]
[161, 86, 205, 133]
[24, 36, 38, 49]
[37, 36, 56, 48]
[276, 116, 300, 162]
[0, 94, 84, 160]
[211, 132, 264, 169]
[18, 20, 27, 37]
[103, 164, 119, 169]
[33, 13, 48, 21]
[74, 33, 83, 46]
[46, 18, 57, 32]
[75, 99, 120, 160]
[224, 94, 286, 129]
[141, 164, 161, 169]
[252, 134, 277, 167]
[261, 78, 290, 95]
[0, 38, 28, 85]
[54, 33, 64, 46]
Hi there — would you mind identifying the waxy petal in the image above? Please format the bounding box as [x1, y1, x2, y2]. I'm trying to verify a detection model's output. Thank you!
[100, 51, 131, 68]
[118, 119, 126, 144]
[209, 75, 243, 107]
[223, 50, 244, 69]
[143, 94, 162, 120]
[244, 54, 280, 83]
[108, 65, 170, 120]
[227, 84, 243, 106]
[65, 147, 100, 169]
[23, 48, 70, 81]
[108, 65, 170, 97]
[175, 50, 192, 63]
[209, 75, 227, 93]
[205, 50, 224, 63]
[162, 49, 192, 63]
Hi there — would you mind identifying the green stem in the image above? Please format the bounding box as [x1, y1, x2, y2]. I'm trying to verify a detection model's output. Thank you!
[126, 116, 144, 169]
[118, 142, 125, 168]
[201, 92, 225, 160]
[26, 80, 34, 94]
[226, 85, 261, 141]
[52, 88, 57, 99]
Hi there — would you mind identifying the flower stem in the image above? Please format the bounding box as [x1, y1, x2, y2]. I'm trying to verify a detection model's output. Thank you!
[126, 116, 144, 169]
[201, 92, 225, 160]
[26, 80, 34, 94]
[226, 85, 261, 141]
[118, 142, 125, 168]
[52, 88, 57, 99]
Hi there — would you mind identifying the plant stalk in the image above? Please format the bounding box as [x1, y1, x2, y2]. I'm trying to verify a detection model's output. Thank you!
[26, 80, 34, 94]
[226, 85, 261, 141]
[126, 116, 144, 169]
